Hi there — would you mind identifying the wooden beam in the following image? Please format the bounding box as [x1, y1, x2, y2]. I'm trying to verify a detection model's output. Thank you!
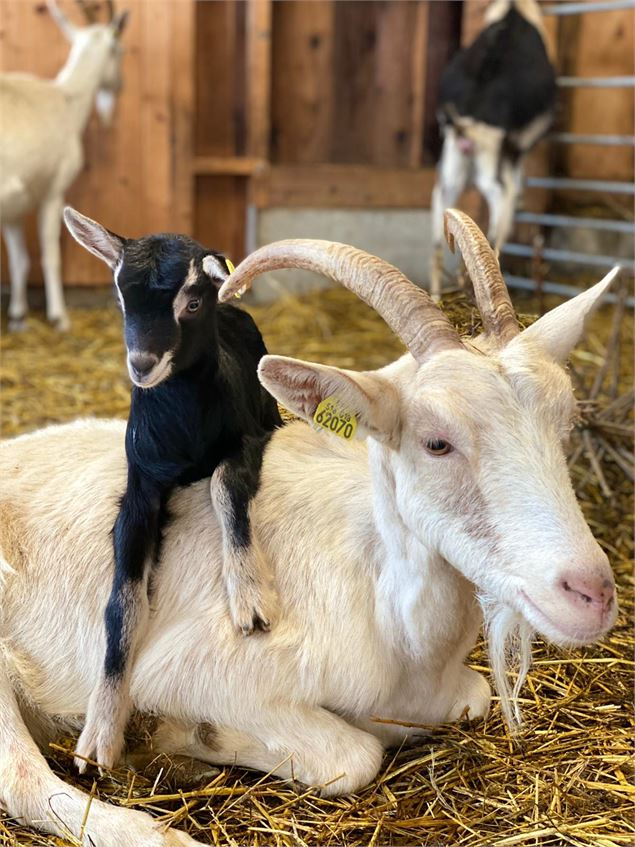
[246, 0, 272, 159]
[193, 156, 267, 176]
[252, 164, 436, 209]
[195, 176, 248, 262]
[409, 1, 429, 168]
[271, 1, 336, 164]
[171, 0, 195, 233]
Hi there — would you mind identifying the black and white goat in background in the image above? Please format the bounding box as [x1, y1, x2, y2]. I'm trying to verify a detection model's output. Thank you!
[430, 0, 556, 297]
[64, 209, 282, 771]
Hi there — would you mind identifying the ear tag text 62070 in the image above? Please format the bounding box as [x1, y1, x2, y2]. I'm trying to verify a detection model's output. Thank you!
[313, 396, 357, 441]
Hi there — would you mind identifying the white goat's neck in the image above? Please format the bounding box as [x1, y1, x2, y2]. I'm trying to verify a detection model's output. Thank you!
[367, 439, 478, 663]
[54, 31, 109, 132]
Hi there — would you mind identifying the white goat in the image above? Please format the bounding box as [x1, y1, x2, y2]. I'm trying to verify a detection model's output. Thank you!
[430, 0, 556, 297]
[0, 213, 618, 847]
[0, 0, 128, 331]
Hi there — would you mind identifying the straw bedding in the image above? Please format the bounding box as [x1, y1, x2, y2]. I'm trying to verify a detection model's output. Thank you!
[0, 288, 632, 847]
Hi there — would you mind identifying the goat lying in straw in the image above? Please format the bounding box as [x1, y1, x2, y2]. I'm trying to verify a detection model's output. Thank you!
[0, 212, 618, 847]
[63, 207, 283, 774]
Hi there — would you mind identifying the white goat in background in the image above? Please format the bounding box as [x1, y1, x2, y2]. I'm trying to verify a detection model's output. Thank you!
[0, 0, 128, 331]
[0, 213, 618, 846]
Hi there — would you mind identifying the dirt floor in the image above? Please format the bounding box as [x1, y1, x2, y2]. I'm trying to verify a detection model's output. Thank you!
[0, 286, 633, 846]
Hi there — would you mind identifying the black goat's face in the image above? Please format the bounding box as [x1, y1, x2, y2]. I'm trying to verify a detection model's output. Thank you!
[115, 237, 230, 388]
[63, 208, 231, 389]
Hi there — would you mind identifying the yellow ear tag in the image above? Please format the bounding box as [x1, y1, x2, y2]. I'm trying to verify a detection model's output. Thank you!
[224, 258, 241, 298]
[313, 395, 357, 440]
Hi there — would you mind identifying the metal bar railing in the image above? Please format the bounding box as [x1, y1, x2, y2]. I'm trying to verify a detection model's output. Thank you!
[502, 243, 635, 271]
[526, 176, 635, 194]
[549, 132, 635, 146]
[514, 212, 635, 234]
[557, 76, 635, 87]
[544, 0, 635, 15]
[505, 275, 635, 307]
[506, 0, 635, 301]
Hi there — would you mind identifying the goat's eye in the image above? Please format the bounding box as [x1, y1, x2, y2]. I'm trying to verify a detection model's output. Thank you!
[186, 298, 201, 313]
[425, 438, 453, 456]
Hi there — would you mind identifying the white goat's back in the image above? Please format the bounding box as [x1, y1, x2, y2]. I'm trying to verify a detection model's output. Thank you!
[0, 76, 75, 219]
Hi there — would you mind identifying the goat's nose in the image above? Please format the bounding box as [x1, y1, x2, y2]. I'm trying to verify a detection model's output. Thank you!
[128, 352, 158, 379]
[558, 571, 616, 613]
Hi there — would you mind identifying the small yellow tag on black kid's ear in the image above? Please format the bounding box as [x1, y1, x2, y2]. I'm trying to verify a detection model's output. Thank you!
[313, 395, 357, 441]
[225, 258, 236, 274]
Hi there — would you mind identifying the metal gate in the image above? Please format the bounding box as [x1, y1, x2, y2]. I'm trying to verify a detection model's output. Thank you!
[500, 0, 635, 304]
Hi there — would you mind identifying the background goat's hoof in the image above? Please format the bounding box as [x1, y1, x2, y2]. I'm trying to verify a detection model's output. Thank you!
[48, 314, 71, 332]
[8, 316, 28, 332]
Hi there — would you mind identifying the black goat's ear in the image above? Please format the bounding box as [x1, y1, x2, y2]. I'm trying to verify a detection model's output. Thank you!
[64, 207, 124, 270]
[202, 254, 231, 289]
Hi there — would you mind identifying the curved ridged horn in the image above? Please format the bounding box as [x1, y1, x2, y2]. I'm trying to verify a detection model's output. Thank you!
[444, 209, 520, 346]
[218, 239, 463, 361]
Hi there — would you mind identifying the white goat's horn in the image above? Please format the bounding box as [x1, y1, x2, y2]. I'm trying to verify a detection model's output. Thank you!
[218, 240, 463, 360]
[105, 0, 116, 22]
[444, 209, 520, 346]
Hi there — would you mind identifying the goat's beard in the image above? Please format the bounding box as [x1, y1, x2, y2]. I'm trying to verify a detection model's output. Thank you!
[480, 595, 534, 729]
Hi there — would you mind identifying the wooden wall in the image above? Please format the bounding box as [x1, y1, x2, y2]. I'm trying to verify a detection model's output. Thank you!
[1, 0, 633, 288]
[191, 0, 450, 262]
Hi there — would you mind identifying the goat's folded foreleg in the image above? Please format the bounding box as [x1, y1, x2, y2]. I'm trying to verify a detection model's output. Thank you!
[210, 435, 278, 636]
[75, 471, 164, 772]
[152, 705, 385, 797]
[0, 655, 201, 846]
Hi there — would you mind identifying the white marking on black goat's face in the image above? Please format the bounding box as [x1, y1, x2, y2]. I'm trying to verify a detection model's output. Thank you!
[391, 344, 616, 647]
[115, 235, 230, 389]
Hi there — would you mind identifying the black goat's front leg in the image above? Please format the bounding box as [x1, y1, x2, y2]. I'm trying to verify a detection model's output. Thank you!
[210, 436, 278, 636]
[74, 472, 164, 772]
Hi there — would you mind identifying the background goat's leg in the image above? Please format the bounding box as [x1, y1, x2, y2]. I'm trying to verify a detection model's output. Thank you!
[430, 129, 470, 299]
[4, 222, 30, 331]
[475, 150, 519, 252]
[38, 194, 70, 331]
[210, 436, 278, 635]
[74, 474, 163, 772]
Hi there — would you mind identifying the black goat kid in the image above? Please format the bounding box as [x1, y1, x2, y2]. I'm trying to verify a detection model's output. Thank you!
[64, 207, 282, 771]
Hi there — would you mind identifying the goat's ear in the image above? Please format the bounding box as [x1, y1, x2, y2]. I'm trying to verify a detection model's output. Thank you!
[112, 10, 130, 38]
[46, 0, 78, 41]
[202, 254, 232, 289]
[511, 267, 619, 363]
[259, 355, 401, 447]
[63, 207, 124, 270]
